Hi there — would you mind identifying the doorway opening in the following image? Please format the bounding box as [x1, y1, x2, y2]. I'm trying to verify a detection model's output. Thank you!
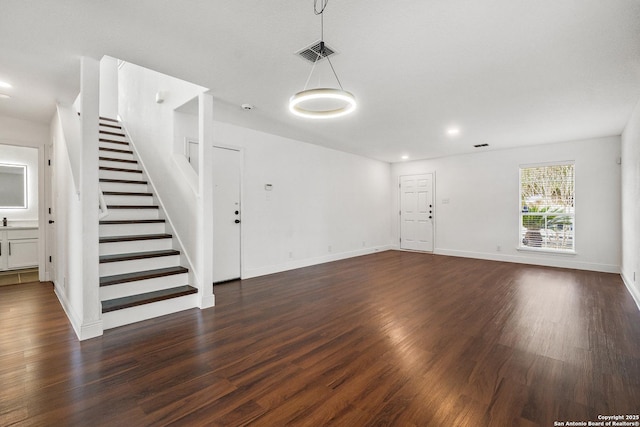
[0, 144, 43, 285]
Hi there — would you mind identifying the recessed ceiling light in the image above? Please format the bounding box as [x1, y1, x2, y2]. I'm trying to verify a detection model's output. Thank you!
[0, 81, 12, 89]
[0, 94, 11, 99]
[401, 155, 409, 160]
[446, 128, 460, 136]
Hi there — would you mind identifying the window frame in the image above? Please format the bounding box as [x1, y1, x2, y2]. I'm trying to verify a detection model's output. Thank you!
[517, 161, 576, 255]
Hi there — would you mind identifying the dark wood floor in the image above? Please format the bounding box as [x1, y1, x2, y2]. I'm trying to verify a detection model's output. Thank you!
[2, 251, 639, 426]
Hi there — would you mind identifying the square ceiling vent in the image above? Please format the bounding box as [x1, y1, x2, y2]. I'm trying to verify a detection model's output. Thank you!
[296, 40, 338, 63]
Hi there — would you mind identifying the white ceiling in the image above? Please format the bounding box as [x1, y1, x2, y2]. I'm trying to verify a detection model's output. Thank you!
[1, 0, 639, 162]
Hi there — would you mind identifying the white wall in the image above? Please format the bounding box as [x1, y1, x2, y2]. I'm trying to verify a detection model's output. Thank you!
[391, 136, 621, 273]
[118, 62, 207, 283]
[99, 56, 119, 120]
[51, 111, 85, 333]
[49, 57, 102, 340]
[214, 122, 392, 278]
[621, 99, 640, 308]
[0, 144, 38, 225]
[0, 115, 49, 144]
[118, 62, 392, 280]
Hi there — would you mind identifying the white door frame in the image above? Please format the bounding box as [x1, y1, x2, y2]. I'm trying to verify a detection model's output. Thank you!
[0, 142, 48, 282]
[398, 172, 435, 252]
[212, 143, 244, 281]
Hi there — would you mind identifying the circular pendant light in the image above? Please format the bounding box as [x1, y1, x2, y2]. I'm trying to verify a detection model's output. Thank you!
[289, 1, 356, 119]
[289, 88, 356, 119]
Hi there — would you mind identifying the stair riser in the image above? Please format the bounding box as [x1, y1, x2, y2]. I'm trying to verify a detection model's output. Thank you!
[100, 182, 148, 193]
[103, 208, 159, 221]
[100, 238, 172, 256]
[100, 141, 130, 151]
[102, 293, 198, 330]
[99, 150, 135, 161]
[99, 255, 181, 276]
[103, 195, 154, 206]
[99, 159, 139, 170]
[99, 222, 165, 237]
[100, 169, 144, 181]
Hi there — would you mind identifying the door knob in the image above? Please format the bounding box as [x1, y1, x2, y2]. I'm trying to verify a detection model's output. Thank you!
[234, 219, 241, 224]
[235, 210, 239, 215]
[429, 216, 432, 219]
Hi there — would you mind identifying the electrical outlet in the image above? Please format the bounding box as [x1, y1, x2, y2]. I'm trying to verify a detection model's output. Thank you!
[362, 241, 366, 247]
[328, 245, 332, 252]
[289, 251, 293, 259]
[496, 245, 501, 252]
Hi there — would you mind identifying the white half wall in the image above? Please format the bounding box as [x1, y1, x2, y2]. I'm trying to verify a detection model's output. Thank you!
[214, 122, 392, 278]
[391, 136, 621, 273]
[118, 61, 207, 285]
[51, 110, 86, 336]
[621, 99, 640, 309]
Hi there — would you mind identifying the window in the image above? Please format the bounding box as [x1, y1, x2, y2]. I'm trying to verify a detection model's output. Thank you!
[519, 163, 575, 252]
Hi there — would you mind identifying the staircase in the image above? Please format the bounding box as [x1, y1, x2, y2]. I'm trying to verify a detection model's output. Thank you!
[98, 117, 198, 330]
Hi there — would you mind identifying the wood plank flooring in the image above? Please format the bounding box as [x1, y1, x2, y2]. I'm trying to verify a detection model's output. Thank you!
[1, 251, 639, 426]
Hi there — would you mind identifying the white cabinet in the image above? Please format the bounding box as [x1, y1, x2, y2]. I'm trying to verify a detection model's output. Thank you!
[0, 227, 38, 271]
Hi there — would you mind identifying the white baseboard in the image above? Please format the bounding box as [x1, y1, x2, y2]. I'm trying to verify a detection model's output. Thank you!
[54, 282, 103, 340]
[431, 248, 619, 273]
[242, 245, 394, 279]
[621, 271, 640, 312]
[200, 294, 215, 309]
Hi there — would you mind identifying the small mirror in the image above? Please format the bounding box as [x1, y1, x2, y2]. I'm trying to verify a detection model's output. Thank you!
[0, 164, 27, 208]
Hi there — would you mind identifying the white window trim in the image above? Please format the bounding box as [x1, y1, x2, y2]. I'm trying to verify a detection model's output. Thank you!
[518, 161, 576, 254]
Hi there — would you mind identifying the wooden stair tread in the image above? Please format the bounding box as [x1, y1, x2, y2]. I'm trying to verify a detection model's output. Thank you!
[102, 191, 153, 196]
[100, 178, 148, 184]
[99, 123, 122, 129]
[100, 130, 126, 137]
[100, 233, 171, 244]
[101, 285, 196, 313]
[100, 138, 129, 145]
[106, 205, 158, 209]
[100, 266, 188, 287]
[99, 249, 180, 264]
[100, 219, 165, 225]
[99, 116, 119, 122]
[99, 166, 142, 173]
[99, 147, 133, 154]
[99, 156, 138, 164]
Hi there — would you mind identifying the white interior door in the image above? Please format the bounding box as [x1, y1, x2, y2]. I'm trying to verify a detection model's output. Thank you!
[186, 139, 199, 174]
[46, 144, 56, 282]
[400, 173, 434, 252]
[212, 146, 241, 282]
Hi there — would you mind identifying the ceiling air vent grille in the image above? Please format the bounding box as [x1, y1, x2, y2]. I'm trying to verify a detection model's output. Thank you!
[474, 143, 489, 148]
[296, 41, 337, 63]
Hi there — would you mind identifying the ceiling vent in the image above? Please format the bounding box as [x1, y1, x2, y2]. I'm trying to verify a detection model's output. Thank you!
[296, 40, 337, 63]
[474, 143, 489, 148]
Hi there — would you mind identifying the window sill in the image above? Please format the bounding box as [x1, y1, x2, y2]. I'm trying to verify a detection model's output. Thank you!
[517, 247, 576, 256]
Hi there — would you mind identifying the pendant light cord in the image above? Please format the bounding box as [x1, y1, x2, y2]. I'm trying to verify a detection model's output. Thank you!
[308, 0, 344, 90]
